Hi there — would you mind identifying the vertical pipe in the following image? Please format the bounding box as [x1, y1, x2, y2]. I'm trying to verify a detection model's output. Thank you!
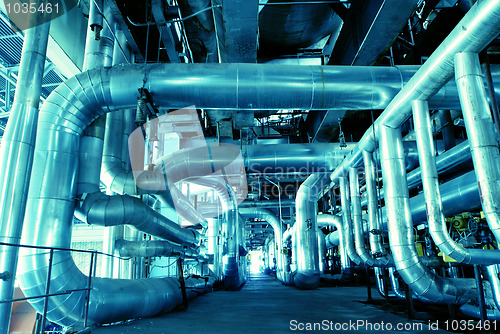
[339, 176, 362, 265]
[441, 110, 456, 150]
[474, 265, 487, 324]
[0, 20, 50, 332]
[362, 150, 386, 259]
[350, 167, 374, 265]
[455, 52, 500, 243]
[379, 124, 476, 303]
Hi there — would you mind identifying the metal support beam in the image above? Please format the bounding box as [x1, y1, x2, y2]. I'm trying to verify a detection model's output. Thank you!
[151, 0, 182, 63]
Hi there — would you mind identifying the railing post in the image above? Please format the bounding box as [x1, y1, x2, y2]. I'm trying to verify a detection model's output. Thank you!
[40, 249, 54, 334]
[84, 252, 95, 327]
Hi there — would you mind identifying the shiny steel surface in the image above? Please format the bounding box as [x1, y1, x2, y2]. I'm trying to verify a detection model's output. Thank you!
[0, 21, 50, 332]
[379, 125, 476, 304]
[115, 239, 200, 259]
[349, 167, 374, 266]
[455, 52, 500, 243]
[75, 192, 199, 246]
[339, 176, 362, 265]
[244, 143, 355, 174]
[317, 214, 349, 271]
[412, 100, 500, 264]
[293, 174, 328, 289]
[331, 0, 500, 182]
[362, 151, 388, 263]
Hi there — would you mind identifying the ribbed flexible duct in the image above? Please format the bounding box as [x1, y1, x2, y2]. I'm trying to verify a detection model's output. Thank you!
[317, 214, 349, 271]
[379, 125, 476, 304]
[412, 99, 500, 264]
[455, 52, 500, 243]
[75, 192, 199, 246]
[239, 208, 284, 281]
[293, 174, 327, 289]
[0, 20, 50, 332]
[330, 0, 500, 181]
[339, 176, 362, 265]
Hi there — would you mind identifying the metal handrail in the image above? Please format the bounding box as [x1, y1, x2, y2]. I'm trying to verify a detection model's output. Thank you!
[0, 241, 131, 333]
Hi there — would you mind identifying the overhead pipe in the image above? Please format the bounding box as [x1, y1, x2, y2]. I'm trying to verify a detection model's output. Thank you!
[455, 52, 500, 243]
[339, 176, 362, 265]
[379, 125, 477, 304]
[317, 214, 349, 272]
[239, 208, 284, 281]
[412, 99, 500, 264]
[0, 20, 50, 332]
[293, 174, 328, 289]
[330, 0, 500, 182]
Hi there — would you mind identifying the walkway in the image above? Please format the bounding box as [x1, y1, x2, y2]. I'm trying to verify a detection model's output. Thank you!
[90, 273, 451, 334]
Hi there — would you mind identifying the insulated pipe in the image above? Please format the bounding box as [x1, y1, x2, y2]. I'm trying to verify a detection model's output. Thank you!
[115, 239, 201, 259]
[317, 227, 326, 274]
[0, 21, 50, 333]
[75, 192, 199, 246]
[239, 208, 284, 282]
[339, 176, 362, 265]
[293, 174, 325, 289]
[187, 178, 242, 290]
[486, 265, 500, 311]
[412, 99, 500, 264]
[244, 143, 356, 174]
[330, 0, 500, 182]
[379, 125, 476, 304]
[317, 214, 349, 271]
[455, 52, 500, 243]
[349, 167, 375, 266]
[362, 151, 389, 262]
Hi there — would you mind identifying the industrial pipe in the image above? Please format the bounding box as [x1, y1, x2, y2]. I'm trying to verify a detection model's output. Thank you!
[349, 167, 375, 266]
[339, 176, 362, 265]
[239, 208, 284, 281]
[330, 0, 500, 182]
[293, 174, 328, 289]
[0, 20, 50, 332]
[379, 125, 477, 304]
[317, 214, 349, 272]
[412, 99, 500, 264]
[455, 52, 500, 243]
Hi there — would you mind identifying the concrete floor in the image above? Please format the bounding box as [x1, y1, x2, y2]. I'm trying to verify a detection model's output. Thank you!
[91, 274, 453, 334]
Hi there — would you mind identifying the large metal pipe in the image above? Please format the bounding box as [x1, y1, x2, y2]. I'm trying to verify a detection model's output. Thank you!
[339, 176, 362, 265]
[379, 125, 476, 304]
[75, 192, 199, 246]
[330, 0, 500, 181]
[187, 177, 243, 290]
[293, 174, 327, 289]
[350, 167, 375, 266]
[0, 20, 50, 332]
[115, 239, 201, 259]
[239, 208, 284, 281]
[362, 151, 389, 263]
[412, 99, 500, 264]
[317, 214, 349, 271]
[455, 52, 500, 243]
